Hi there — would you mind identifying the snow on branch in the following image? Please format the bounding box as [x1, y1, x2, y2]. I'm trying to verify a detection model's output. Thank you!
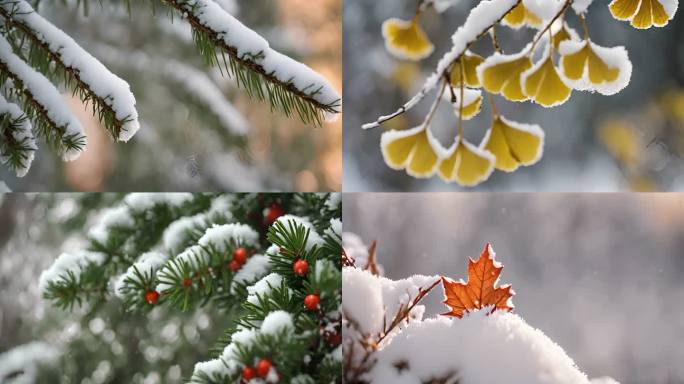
[0, 33, 86, 161]
[165, 0, 342, 126]
[92, 44, 250, 136]
[0, 93, 36, 176]
[0, 0, 140, 142]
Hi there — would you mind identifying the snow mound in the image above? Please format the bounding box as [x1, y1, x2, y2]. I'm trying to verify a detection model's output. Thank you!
[370, 310, 597, 384]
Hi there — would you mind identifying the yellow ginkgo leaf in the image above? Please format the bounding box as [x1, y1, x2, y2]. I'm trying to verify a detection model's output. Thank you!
[551, 21, 580, 50]
[450, 52, 485, 88]
[609, 0, 674, 29]
[477, 50, 533, 102]
[599, 119, 640, 166]
[381, 125, 442, 178]
[446, 88, 483, 120]
[382, 17, 434, 61]
[558, 40, 632, 96]
[438, 138, 495, 186]
[521, 51, 572, 107]
[482, 116, 544, 172]
[502, 3, 543, 29]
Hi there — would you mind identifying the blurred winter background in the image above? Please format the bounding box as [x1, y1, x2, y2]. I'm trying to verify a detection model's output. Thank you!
[0, 194, 226, 383]
[343, 0, 684, 191]
[344, 193, 684, 384]
[0, 0, 342, 192]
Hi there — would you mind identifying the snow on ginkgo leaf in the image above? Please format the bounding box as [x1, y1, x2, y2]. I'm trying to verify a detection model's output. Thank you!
[438, 139, 495, 186]
[448, 88, 483, 120]
[558, 40, 632, 95]
[609, 0, 677, 29]
[382, 17, 434, 60]
[502, 3, 543, 29]
[482, 116, 544, 172]
[478, 49, 533, 102]
[522, 48, 572, 107]
[449, 52, 484, 88]
[442, 243, 514, 318]
[551, 21, 581, 50]
[381, 126, 442, 178]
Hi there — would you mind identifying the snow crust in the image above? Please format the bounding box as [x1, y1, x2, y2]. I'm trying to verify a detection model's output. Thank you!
[198, 223, 259, 252]
[39, 250, 107, 293]
[0, 34, 85, 161]
[0, 94, 36, 177]
[261, 310, 294, 335]
[114, 252, 167, 298]
[181, 0, 340, 110]
[1, 1, 140, 141]
[369, 311, 594, 384]
[274, 215, 323, 250]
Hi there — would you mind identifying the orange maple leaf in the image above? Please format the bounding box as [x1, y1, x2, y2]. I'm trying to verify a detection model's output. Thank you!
[442, 243, 515, 318]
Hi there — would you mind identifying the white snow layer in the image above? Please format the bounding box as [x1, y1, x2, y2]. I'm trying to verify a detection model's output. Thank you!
[162, 213, 207, 254]
[179, 0, 341, 111]
[571, 0, 594, 14]
[261, 310, 294, 335]
[274, 214, 323, 250]
[0, 94, 36, 177]
[326, 192, 341, 210]
[198, 223, 259, 252]
[523, 0, 565, 20]
[123, 193, 194, 211]
[0, 342, 58, 383]
[0, 34, 85, 161]
[39, 250, 107, 293]
[88, 205, 134, 244]
[369, 311, 595, 384]
[247, 272, 284, 304]
[231, 254, 270, 291]
[114, 252, 168, 298]
[1, 1, 140, 141]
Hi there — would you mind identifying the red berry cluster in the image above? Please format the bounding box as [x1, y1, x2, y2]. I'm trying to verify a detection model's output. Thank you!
[229, 247, 249, 272]
[242, 358, 276, 382]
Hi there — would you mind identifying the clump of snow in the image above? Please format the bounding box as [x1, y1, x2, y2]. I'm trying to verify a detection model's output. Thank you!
[246, 273, 284, 305]
[123, 193, 194, 211]
[199, 223, 259, 252]
[342, 232, 370, 266]
[162, 213, 206, 253]
[114, 252, 167, 298]
[231, 254, 270, 291]
[261, 310, 295, 335]
[571, 0, 594, 14]
[326, 192, 341, 210]
[0, 34, 85, 160]
[178, 0, 340, 111]
[342, 268, 384, 335]
[327, 218, 342, 237]
[39, 250, 107, 293]
[274, 215, 323, 250]
[1, 1, 140, 141]
[0, 341, 59, 383]
[208, 195, 235, 218]
[369, 311, 599, 384]
[0, 94, 36, 177]
[88, 205, 134, 244]
[523, 0, 565, 21]
[191, 358, 228, 380]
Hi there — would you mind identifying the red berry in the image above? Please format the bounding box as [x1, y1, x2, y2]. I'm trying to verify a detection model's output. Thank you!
[233, 247, 248, 265]
[182, 277, 192, 288]
[145, 290, 159, 305]
[265, 203, 285, 225]
[256, 358, 272, 378]
[293, 259, 308, 276]
[242, 366, 256, 380]
[229, 260, 241, 272]
[326, 331, 342, 347]
[304, 294, 320, 311]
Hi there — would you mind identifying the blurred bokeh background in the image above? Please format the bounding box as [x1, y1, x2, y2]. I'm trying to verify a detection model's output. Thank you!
[344, 193, 684, 384]
[343, 0, 684, 191]
[1, 0, 341, 192]
[0, 194, 228, 383]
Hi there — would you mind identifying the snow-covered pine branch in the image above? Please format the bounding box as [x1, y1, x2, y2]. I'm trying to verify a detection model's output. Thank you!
[91, 44, 250, 136]
[0, 93, 36, 176]
[0, 0, 140, 142]
[165, 0, 342, 126]
[0, 33, 86, 161]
